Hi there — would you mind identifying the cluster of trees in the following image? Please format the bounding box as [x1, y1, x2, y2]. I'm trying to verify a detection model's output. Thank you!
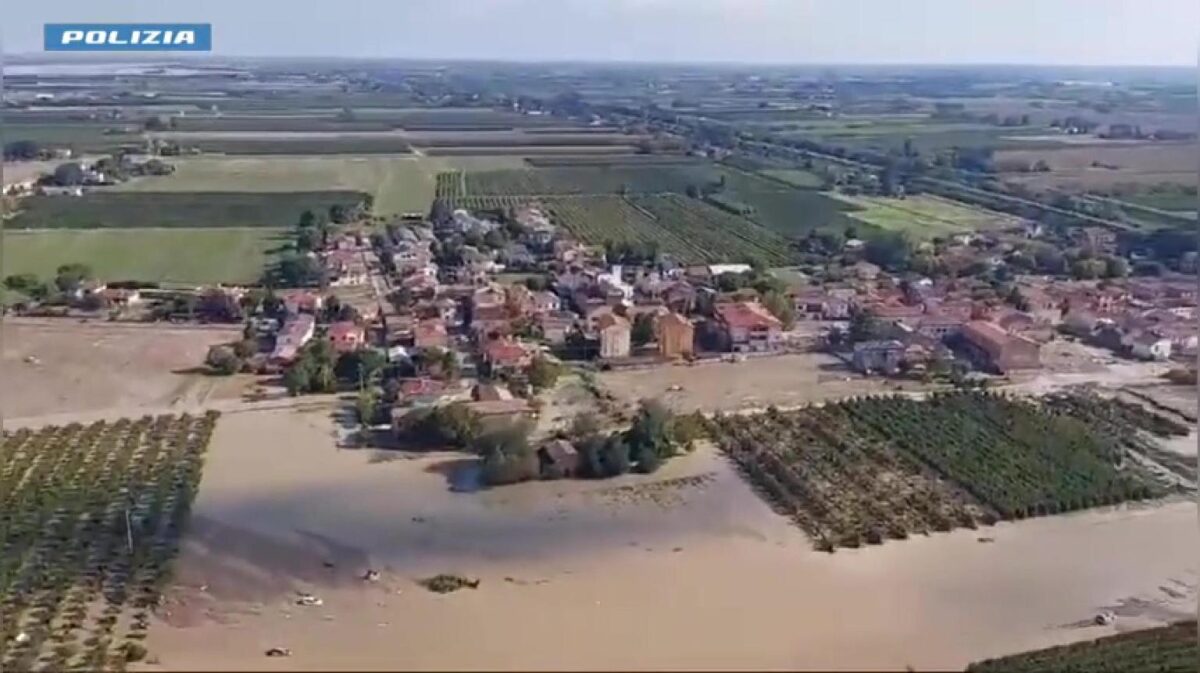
[3, 263, 97, 305]
[283, 340, 338, 395]
[563, 401, 707, 481]
[3, 140, 42, 160]
[394, 398, 706, 487]
[603, 239, 661, 266]
[204, 337, 260, 375]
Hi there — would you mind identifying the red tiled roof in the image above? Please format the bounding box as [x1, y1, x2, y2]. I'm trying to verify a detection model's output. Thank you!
[714, 302, 781, 330]
[328, 321, 362, 339]
[399, 377, 446, 398]
[595, 313, 629, 331]
[414, 318, 447, 340]
[483, 339, 529, 365]
[961, 320, 1035, 357]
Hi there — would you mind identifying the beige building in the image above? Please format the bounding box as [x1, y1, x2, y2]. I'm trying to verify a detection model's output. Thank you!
[596, 313, 631, 359]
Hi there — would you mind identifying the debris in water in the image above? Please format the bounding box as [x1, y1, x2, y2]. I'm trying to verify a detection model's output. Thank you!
[977, 537, 995, 544]
[1095, 611, 1117, 626]
[322, 560, 336, 569]
[419, 574, 480, 593]
[265, 647, 291, 657]
[362, 569, 381, 583]
[14, 632, 30, 645]
[295, 593, 324, 607]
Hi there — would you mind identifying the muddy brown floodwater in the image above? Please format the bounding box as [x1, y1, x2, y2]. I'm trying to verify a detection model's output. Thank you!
[139, 406, 1198, 671]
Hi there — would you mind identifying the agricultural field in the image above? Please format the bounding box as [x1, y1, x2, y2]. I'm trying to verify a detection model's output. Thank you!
[2, 228, 286, 285]
[523, 155, 703, 167]
[0, 413, 218, 671]
[439, 164, 726, 198]
[996, 142, 1197, 190]
[708, 392, 1189, 552]
[170, 116, 397, 133]
[451, 194, 795, 265]
[2, 123, 143, 153]
[968, 621, 1197, 673]
[832, 193, 1021, 239]
[402, 130, 646, 148]
[182, 137, 415, 155]
[757, 169, 826, 188]
[1119, 190, 1196, 213]
[112, 155, 524, 216]
[718, 170, 863, 235]
[441, 164, 855, 236]
[8, 191, 366, 229]
[770, 116, 1048, 153]
[422, 145, 640, 156]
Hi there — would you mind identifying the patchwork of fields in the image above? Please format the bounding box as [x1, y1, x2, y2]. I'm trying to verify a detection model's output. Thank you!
[2, 228, 286, 285]
[113, 155, 525, 215]
[436, 160, 869, 263]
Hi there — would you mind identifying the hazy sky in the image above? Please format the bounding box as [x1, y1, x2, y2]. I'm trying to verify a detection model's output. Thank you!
[4, 0, 1198, 66]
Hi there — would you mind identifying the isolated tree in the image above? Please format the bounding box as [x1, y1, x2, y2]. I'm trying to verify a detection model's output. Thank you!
[205, 345, 241, 376]
[329, 203, 351, 224]
[53, 163, 85, 186]
[3, 140, 40, 160]
[527, 355, 562, 391]
[631, 313, 656, 347]
[54, 263, 93, 292]
[634, 442, 662, 474]
[600, 434, 631, 477]
[143, 116, 168, 131]
[355, 388, 380, 427]
[761, 290, 795, 329]
[568, 411, 603, 442]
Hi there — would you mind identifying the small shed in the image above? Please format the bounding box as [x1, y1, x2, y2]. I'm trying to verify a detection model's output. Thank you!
[537, 440, 579, 479]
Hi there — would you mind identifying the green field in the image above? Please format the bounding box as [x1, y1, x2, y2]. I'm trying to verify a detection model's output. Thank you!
[719, 170, 862, 235]
[113, 155, 524, 215]
[184, 137, 415, 155]
[3, 122, 143, 152]
[1116, 191, 1197, 214]
[968, 621, 1196, 673]
[2, 228, 285, 285]
[9, 191, 367, 229]
[758, 169, 826, 188]
[440, 164, 726, 198]
[833, 193, 1020, 239]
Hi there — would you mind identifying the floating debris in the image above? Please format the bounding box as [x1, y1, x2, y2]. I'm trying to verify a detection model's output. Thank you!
[362, 569, 381, 583]
[265, 647, 291, 657]
[295, 593, 324, 607]
[419, 574, 480, 594]
[1095, 611, 1117, 626]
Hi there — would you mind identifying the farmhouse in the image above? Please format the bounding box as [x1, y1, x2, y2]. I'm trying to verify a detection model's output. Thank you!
[271, 314, 316, 363]
[712, 302, 783, 353]
[656, 312, 695, 359]
[852, 340, 905, 375]
[959, 320, 1041, 374]
[596, 313, 632, 359]
[482, 339, 533, 375]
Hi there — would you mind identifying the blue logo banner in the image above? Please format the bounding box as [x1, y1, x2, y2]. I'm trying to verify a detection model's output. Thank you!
[44, 24, 212, 52]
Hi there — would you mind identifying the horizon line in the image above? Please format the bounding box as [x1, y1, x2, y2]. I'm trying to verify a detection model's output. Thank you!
[3, 52, 1195, 70]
